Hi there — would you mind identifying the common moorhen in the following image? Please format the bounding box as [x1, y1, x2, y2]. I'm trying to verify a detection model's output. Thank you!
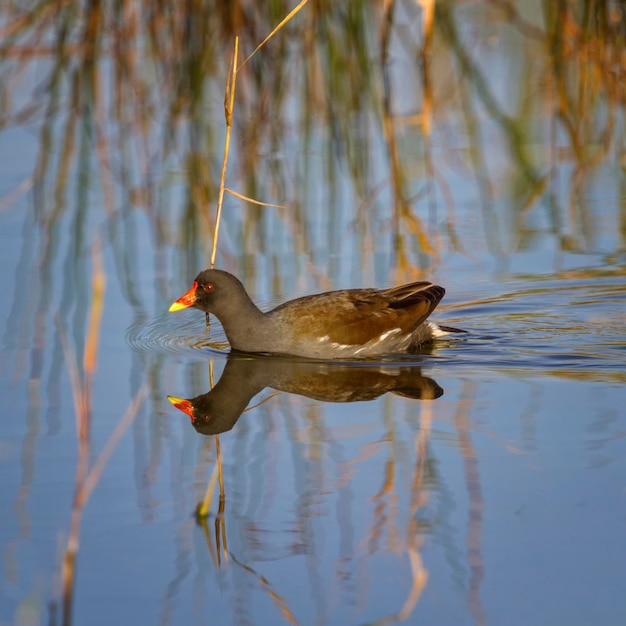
[169, 269, 462, 359]
[168, 355, 443, 435]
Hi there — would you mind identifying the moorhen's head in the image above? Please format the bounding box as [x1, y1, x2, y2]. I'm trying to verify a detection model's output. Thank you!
[169, 269, 250, 315]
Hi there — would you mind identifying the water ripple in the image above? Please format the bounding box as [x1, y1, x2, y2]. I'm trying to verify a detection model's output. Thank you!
[126, 312, 229, 356]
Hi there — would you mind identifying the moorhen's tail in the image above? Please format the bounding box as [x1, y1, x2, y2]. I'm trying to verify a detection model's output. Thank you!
[436, 324, 467, 334]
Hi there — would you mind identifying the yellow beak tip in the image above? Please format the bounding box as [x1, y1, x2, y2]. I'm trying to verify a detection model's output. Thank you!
[168, 301, 188, 312]
[167, 395, 185, 406]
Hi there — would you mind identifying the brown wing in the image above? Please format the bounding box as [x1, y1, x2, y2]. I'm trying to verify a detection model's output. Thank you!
[272, 281, 445, 346]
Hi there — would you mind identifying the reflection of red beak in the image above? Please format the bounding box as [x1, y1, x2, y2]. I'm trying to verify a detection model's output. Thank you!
[169, 281, 198, 312]
[167, 396, 195, 422]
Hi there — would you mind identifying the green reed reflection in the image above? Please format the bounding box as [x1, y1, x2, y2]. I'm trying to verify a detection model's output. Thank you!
[2, 1, 623, 295]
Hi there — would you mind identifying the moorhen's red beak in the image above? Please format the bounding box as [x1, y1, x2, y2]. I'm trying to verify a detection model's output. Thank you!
[169, 282, 198, 312]
[167, 395, 195, 421]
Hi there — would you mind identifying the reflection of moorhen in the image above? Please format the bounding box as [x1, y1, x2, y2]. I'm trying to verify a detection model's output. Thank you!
[168, 355, 443, 436]
[169, 270, 464, 359]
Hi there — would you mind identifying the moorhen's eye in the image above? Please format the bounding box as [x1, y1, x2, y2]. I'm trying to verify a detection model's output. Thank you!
[203, 283, 214, 292]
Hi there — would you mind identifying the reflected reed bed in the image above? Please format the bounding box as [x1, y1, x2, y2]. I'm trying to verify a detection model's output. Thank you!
[1, 1, 624, 288]
[53, 243, 147, 625]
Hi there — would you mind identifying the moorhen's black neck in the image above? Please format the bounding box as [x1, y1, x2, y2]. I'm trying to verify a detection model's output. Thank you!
[190, 358, 271, 434]
[211, 287, 272, 354]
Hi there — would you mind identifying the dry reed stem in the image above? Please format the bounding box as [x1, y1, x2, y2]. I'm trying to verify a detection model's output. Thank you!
[216, 434, 224, 503]
[360, 399, 433, 624]
[225, 187, 286, 209]
[455, 381, 487, 625]
[215, 434, 228, 564]
[242, 391, 279, 413]
[198, 515, 219, 569]
[197, 361, 219, 519]
[398, 400, 432, 618]
[211, 37, 239, 269]
[229, 554, 302, 625]
[60, 385, 146, 626]
[239, 0, 309, 69]
[80, 384, 148, 504]
[57, 243, 147, 626]
[210, 3, 309, 268]
[83, 240, 105, 404]
[197, 435, 227, 565]
[398, 548, 428, 620]
[417, 0, 435, 39]
[57, 322, 86, 441]
[197, 462, 220, 518]
[0, 176, 32, 211]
